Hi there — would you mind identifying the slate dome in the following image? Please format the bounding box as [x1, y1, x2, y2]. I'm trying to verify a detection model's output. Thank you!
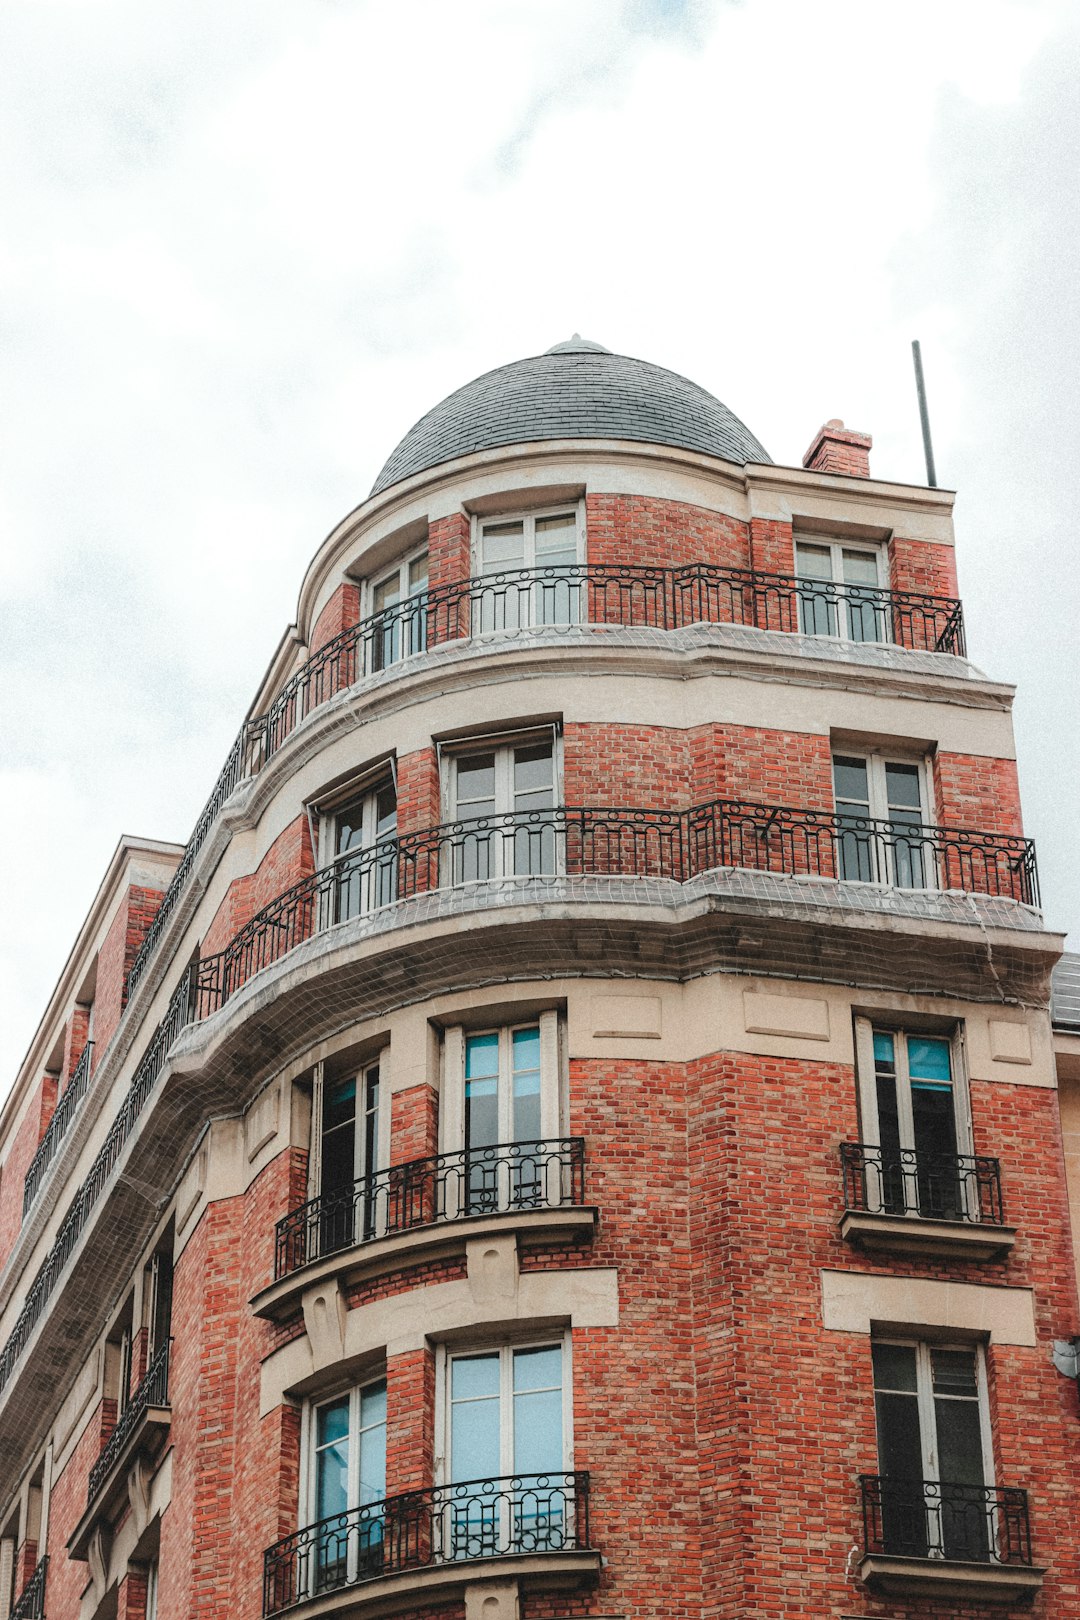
[370, 337, 771, 495]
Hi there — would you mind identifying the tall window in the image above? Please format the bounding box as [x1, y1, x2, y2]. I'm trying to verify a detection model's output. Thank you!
[446, 737, 557, 882]
[477, 509, 582, 630]
[446, 1342, 567, 1556]
[833, 753, 929, 888]
[326, 780, 398, 919]
[855, 1022, 969, 1219]
[371, 550, 428, 668]
[317, 1062, 383, 1252]
[795, 539, 886, 643]
[872, 1340, 992, 1561]
[309, 1380, 387, 1589]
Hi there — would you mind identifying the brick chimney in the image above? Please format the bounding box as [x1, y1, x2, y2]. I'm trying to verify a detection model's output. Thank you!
[802, 418, 872, 478]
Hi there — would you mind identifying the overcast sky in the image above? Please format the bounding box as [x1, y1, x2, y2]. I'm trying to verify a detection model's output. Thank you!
[2, 0, 1078, 1088]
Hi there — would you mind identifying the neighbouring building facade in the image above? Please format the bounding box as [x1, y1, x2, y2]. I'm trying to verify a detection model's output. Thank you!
[1, 336, 1077, 1620]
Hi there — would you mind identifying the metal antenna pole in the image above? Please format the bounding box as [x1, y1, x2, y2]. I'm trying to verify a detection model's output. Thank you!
[911, 340, 937, 488]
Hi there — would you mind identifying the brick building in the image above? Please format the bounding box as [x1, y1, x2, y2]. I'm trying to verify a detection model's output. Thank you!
[1, 336, 1077, 1620]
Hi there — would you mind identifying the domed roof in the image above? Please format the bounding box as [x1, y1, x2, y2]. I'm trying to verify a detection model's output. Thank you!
[370, 337, 771, 495]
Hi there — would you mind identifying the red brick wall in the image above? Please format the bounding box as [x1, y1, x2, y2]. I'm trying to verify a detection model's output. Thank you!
[428, 514, 471, 593]
[95, 882, 168, 1053]
[749, 516, 796, 576]
[199, 816, 315, 961]
[390, 1085, 438, 1166]
[397, 747, 440, 837]
[44, 1396, 117, 1616]
[386, 1348, 434, 1495]
[585, 494, 750, 571]
[116, 1566, 149, 1620]
[888, 535, 959, 599]
[563, 724, 691, 809]
[309, 582, 361, 656]
[933, 750, 1024, 836]
[60, 1003, 92, 1088]
[0, 1080, 54, 1269]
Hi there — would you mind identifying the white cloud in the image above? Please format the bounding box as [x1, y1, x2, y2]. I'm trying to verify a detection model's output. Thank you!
[1, 0, 1076, 1082]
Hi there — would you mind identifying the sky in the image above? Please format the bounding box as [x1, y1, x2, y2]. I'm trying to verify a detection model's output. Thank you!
[1, 0, 1078, 1089]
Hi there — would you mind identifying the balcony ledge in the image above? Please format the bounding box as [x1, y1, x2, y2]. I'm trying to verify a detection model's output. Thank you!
[251, 1205, 599, 1322]
[266, 1550, 601, 1619]
[67, 1405, 171, 1561]
[859, 1553, 1045, 1603]
[840, 1210, 1017, 1261]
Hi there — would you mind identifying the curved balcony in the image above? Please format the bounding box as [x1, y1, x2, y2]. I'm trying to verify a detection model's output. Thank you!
[194, 802, 1038, 1020]
[858, 1474, 1043, 1601]
[254, 1139, 591, 1320]
[125, 563, 967, 998]
[839, 1143, 1016, 1260]
[263, 1472, 595, 1618]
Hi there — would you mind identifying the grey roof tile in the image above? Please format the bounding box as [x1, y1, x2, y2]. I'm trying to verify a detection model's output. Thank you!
[371, 346, 772, 495]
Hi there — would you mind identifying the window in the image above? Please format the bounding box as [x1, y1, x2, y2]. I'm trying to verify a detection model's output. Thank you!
[307, 1379, 387, 1590]
[442, 1016, 564, 1218]
[833, 752, 930, 888]
[445, 1340, 569, 1556]
[370, 549, 429, 667]
[315, 1060, 385, 1252]
[323, 779, 398, 919]
[476, 508, 583, 630]
[445, 735, 558, 881]
[872, 1339, 993, 1561]
[795, 539, 887, 643]
[855, 1021, 971, 1219]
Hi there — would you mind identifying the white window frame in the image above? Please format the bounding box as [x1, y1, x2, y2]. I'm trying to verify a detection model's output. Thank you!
[873, 1338, 995, 1492]
[434, 1331, 574, 1488]
[316, 771, 398, 922]
[471, 503, 586, 632]
[794, 536, 889, 643]
[365, 544, 430, 620]
[440, 729, 562, 884]
[440, 1013, 563, 1156]
[471, 502, 586, 576]
[832, 749, 935, 890]
[308, 1054, 392, 1205]
[303, 1376, 389, 1525]
[854, 1019, 974, 1211]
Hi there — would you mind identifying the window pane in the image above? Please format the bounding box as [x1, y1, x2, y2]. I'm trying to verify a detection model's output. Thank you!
[373, 573, 401, 612]
[511, 1028, 542, 1141]
[872, 1342, 918, 1393]
[513, 744, 554, 812]
[833, 756, 870, 805]
[409, 554, 429, 592]
[795, 543, 832, 579]
[908, 1037, 952, 1086]
[466, 1032, 500, 1079]
[936, 1397, 985, 1487]
[534, 513, 577, 566]
[358, 1382, 387, 1504]
[873, 1032, 896, 1069]
[514, 1388, 562, 1475]
[336, 803, 368, 855]
[324, 1077, 357, 1131]
[318, 1397, 351, 1446]
[875, 1391, 923, 1479]
[482, 521, 526, 570]
[456, 754, 497, 814]
[932, 1348, 978, 1399]
[452, 1353, 500, 1401]
[451, 1355, 501, 1481]
[842, 549, 880, 585]
[885, 763, 922, 811]
[513, 1344, 562, 1393]
[374, 788, 397, 840]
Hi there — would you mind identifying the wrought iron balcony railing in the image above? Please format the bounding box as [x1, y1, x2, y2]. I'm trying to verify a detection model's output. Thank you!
[23, 1041, 95, 1215]
[192, 802, 1038, 1020]
[860, 1475, 1034, 1567]
[10, 1556, 48, 1620]
[263, 1471, 591, 1616]
[87, 1337, 171, 1503]
[840, 1143, 1006, 1226]
[124, 562, 966, 1001]
[275, 1138, 586, 1280]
